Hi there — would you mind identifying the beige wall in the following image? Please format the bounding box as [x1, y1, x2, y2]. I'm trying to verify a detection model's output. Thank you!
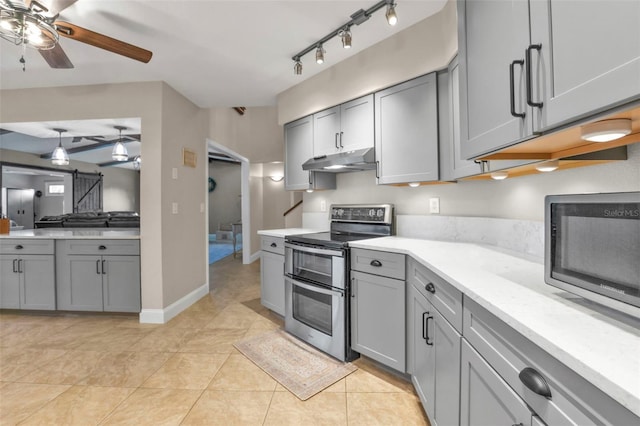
[277, 0, 457, 125]
[250, 163, 264, 256]
[0, 82, 206, 311]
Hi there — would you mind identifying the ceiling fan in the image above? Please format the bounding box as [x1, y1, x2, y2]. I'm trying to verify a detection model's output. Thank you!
[0, 0, 152, 69]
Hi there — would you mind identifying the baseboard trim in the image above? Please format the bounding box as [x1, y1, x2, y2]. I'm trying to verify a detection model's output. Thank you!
[139, 282, 209, 324]
[249, 250, 261, 263]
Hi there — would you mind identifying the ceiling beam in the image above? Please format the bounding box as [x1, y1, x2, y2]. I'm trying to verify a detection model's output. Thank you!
[97, 158, 136, 167]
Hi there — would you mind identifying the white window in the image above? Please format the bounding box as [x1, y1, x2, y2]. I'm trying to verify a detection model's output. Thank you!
[46, 182, 65, 196]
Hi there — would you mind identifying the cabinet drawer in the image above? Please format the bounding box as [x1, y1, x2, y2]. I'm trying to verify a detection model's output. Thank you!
[463, 298, 638, 426]
[261, 236, 285, 255]
[0, 239, 54, 255]
[57, 239, 140, 256]
[407, 257, 462, 333]
[351, 248, 405, 280]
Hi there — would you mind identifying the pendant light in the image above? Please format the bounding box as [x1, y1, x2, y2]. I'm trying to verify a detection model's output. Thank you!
[112, 125, 129, 161]
[51, 128, 69, 166]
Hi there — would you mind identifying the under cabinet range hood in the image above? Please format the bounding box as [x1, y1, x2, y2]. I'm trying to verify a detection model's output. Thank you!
[302, 148, 377, 172]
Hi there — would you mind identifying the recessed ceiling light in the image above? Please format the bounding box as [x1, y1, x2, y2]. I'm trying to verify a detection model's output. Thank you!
[581, 119, 632, 142]
[535, 159, 559, 172]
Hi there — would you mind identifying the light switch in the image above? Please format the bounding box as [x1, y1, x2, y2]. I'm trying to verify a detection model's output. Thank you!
[172, 168, 178, 179]
[200, 202, 205, 213]
[172, 202, 178, 214]
[429, 197, 440, 214]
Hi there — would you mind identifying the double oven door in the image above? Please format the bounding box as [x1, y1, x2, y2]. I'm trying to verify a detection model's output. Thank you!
[284, 242, 351, 361]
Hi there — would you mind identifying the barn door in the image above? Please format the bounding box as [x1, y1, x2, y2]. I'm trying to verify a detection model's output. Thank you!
[73, 171, 103, 213]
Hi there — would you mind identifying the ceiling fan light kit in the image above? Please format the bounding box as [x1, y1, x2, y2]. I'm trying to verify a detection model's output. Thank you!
[291, 0, 397, 75]
[0, 0, 152, 70]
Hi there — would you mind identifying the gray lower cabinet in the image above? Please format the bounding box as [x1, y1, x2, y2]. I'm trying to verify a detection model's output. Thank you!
[284, 115, 336, 192]
[0, 239, 55, 310]
[56, 240, 141, 313]
[375, 73, 439, 185]
[351, 269, 405, 372]
[460, 339, 532, 426]
[260, 236, 285, 316]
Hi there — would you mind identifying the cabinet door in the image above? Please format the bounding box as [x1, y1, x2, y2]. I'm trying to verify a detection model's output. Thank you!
[313, 106, 341, 157]
[57, 255, 104, 311]
[20, 255, 55, 310]
[284, 116, 314, 191]
[530, 0, 640, 131]
[340, 94, 374, 152]
[351, 270, 405, 372]
[261, 250, 285, 316]
[431, 307, 461, 426]
[103, 255, 141, 313]
[0, 255, 20, 309]
[375, 73, 439, 184]
[460, 339, 531, 426]
[458, 0, 533, 159]
[410, 287, 435, 418]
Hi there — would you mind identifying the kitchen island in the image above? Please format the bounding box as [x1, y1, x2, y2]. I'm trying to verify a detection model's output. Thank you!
[1, 228, 141, 313]
[349, 237, 639, 424]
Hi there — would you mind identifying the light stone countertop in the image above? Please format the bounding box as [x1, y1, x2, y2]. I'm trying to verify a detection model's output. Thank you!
[0, 228, 140, 239]
[349, 236, 640, 418]
[257, 228, 323, 238]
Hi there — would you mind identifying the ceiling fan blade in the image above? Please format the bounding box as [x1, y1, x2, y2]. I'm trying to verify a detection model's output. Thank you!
[39, 43, 74, 68]
[55, 21, 153, 63]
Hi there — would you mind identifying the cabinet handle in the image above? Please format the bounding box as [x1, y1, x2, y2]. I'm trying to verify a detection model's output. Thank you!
[15, 245, 23, 250]
[270, 242, 277, 248]
[13, 259, 18, 273]
[339, 131, 344, 148]
[370, 259, 382, 267]
[96, 259, 101, 275]
[519, 367, 552, 399]
[335, 133, 340, 149]
[102, 259, 106, 275]
[19, 259, 24, 273]
[425, 282, 436, 294]
[525, 44, 543, 108]
[509, 60, 525, 118]
[422, 311, 428, 341]
[425, 314, 434, 346]
[375, 161, 380, 179]
[98, 245, 107, 250]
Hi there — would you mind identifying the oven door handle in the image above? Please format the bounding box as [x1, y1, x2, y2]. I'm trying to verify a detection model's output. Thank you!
[284, 243, 344, 257]
[287, 278, 344, 297]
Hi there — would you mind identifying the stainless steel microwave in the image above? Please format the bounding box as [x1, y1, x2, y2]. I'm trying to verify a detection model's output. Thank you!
[545, 192, 640, 318]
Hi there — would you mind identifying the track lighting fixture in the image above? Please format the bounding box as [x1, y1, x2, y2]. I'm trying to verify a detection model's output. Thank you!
[339, 29, 352, 49]
[112, 125, 129, 161]
[290, 0, 398, 74]
[315, 45, 325, 64]
[385, 1, 398, 26]
[293, 57, 302, 75]
[51, 128, 69, 166]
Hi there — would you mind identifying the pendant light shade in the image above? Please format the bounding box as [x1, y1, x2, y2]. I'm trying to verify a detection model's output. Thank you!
[51, 128, 69, 166]
[112, 126, 129, 161]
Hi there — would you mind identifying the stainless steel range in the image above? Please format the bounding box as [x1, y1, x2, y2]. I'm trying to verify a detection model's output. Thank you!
[284, 204, 394, 361]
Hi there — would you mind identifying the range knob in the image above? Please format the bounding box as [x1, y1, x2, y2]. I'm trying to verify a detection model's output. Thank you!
[377, 209, 384, 217]
[369, 209, 375, 217]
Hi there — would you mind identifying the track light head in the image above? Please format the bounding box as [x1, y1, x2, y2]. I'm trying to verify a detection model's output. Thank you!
[385, 1, 397, 26]
[315, 45, 325, 64]
[339, 29, 352, 49]
[294, 58, 302, 75]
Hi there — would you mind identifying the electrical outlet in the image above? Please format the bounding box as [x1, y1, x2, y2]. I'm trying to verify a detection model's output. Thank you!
[172, 168, 178, 179]
[429, 197, 440, 214]
[172, 202, 178, 214]
[320, 200, 326, 212]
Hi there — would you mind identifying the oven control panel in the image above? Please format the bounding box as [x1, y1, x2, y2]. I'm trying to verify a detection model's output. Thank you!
[330, 204, 394, 224]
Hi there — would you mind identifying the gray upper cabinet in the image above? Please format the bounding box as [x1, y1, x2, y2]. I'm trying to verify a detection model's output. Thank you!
[284, 115, 336, 191]
[458, 0, 640, 160]
[375, 73, 439, 184]
[529, 0, 640, 131]
[438, 57, 483, 181]
[458, 0, 534, 160]
[313, 95, 374, 157]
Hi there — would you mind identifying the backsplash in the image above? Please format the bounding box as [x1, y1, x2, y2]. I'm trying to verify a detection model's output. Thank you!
[396, 215, 544, 261]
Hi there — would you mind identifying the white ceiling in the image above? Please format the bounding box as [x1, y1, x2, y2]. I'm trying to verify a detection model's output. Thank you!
[0, 0, 446, 167]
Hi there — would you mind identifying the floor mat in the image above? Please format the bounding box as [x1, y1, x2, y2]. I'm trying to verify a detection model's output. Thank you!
[208, 234, 241, 264]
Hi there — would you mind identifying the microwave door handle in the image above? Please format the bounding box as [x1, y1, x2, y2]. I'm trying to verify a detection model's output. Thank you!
[287, 278, 343, 297]
[284, 243, 343, 257]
